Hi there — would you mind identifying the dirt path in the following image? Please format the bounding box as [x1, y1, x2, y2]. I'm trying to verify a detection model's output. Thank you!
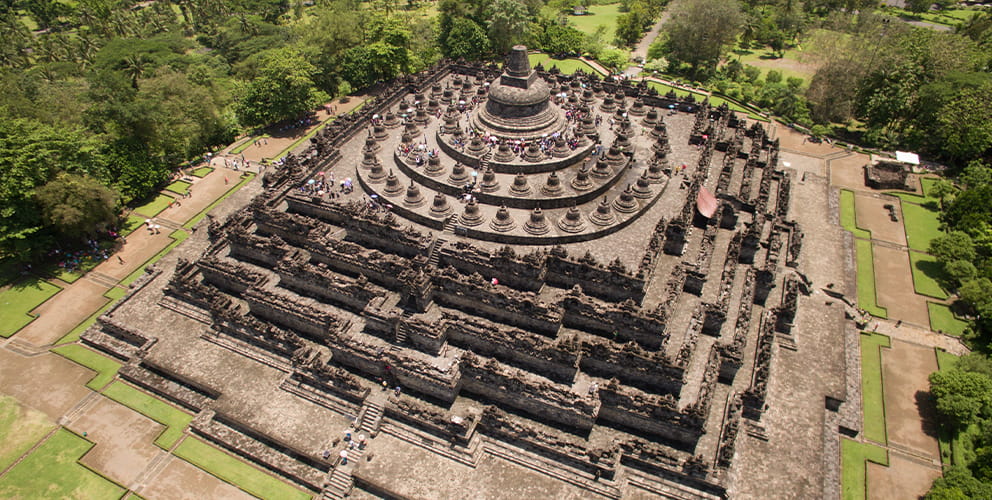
[14, 279, 111, 346]
[882, 340, 940, 458]
[626, 10, 670, 76]
[873, 245, 931, 327]
[855, 193, 907, 247]
[66, 396, 164, 486]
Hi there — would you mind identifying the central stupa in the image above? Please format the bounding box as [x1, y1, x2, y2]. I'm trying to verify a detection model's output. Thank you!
[472, 45, 566, 139]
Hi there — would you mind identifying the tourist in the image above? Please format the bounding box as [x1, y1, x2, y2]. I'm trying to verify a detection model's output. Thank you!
[339, 450, 348, 465]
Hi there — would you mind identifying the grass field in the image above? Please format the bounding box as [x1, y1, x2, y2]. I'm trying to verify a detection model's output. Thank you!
[133, 194, 176, 218]
[567, 3, 623, 40]
[840, 189, 872, 239]
[0, 277, 63, 337]
[51, 344, 121, 391]
[736, 46, 815, 83]
[841, 438, 889, 500]
[173, 437, 311, 500]
[856, 240, 888, 318]
[0, 395, 55, 471]
[900, 200, 942, 252]
[102, 382, 193, 449]
[886, 177, 943, 205]
[928, 302, 969, 336]
[0, 428, 126, 500]
[55, 287, 127, 345]
[860, 332, 890, 444]
[932, 349, 965, 466]
[121, 214, 147, 237]
[908, 251, 949, 299]
[165, 180, 192, 195]
[191, 166, 214, 178]
[528, 54, 604, 75]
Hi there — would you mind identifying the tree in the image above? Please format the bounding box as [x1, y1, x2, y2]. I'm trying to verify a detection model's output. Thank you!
[486, 0, 531, 54]
[930, 231, 977, 263]
[598, 48, 629, 71]
[929, 368, 992, 430]
[540, 23, 584, 55]
[35, 172, 119, 241]
[234, 47, 328, 128]
[660, 0, 743, 78]
[906, 0, 933, 14]
[440, 16, 490, 59]
[930, 179, 958, 209]
[926, 466, 992, 500]
[0, 118, 109, 257]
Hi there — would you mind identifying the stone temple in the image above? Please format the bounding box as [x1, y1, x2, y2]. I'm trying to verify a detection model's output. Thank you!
[81, 46, 850, 499]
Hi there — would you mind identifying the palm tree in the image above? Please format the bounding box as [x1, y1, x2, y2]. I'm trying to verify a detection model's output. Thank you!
[122, 54, 150, 89]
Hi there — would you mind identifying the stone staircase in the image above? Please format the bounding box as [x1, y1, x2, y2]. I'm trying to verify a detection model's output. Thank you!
[427, 235, 446, 268]
[320, 396, 385, 499]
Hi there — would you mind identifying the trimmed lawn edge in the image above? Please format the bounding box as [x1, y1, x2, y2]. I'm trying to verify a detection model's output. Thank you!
[50, 344, 121, 391]
[856, 240, 887, 318]
[101, 381, 193, 450]
[173, 437, 311, 500]
[0, 279, 64, 338]
[54, 287, 127, 345]
[841, 438, 890, 500]
[860, 332, 890, 445]
[120, 230, 190, 287]
[927, 302, 968, 337]
[908, 251, 949, 300]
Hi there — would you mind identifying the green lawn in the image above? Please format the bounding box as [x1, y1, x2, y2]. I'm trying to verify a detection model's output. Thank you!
[860, 332, 890, 444]
[928, 302, 969, 337]
[165, 180, 192, 195]
[840, 189, 872, 239]
[0, 395, 56, 471]
[908, 251, 949, 300]
[121, 214, 148, 237]
[0, 428, 126, 500]
[173, 437, 311, 500]
[102, 381, 193, 449]
[886, 177, 944, 205]
[856, 240, 887, 318]
[231, 134, 268, 155]
[133, 194, 176, 218]
[191, 166, 214, 178]
[51, 344, 121, 390]
[736, 46, 815, 83]
[55, 287, 127, 345]
[528, 54, 604, 75]
[121, 229, 190, 287]
[568, 4, 623, 39]
[841, 438, 889, 500]
[0, 277, 63, 337]
[900, 200, 942, 252]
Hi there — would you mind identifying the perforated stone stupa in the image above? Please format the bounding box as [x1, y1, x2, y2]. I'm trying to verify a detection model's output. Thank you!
[77, 48, 846, 500]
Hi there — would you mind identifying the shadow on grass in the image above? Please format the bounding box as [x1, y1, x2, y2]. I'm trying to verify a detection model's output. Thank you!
[914, 258, 949, 285]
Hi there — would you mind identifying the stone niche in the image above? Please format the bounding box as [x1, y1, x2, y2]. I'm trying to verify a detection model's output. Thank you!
[864, 159, 913, 191]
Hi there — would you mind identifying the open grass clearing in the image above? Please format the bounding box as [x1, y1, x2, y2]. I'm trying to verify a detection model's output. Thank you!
[856, 240, 887, 318]
[567, 3, 623, 40]
[928, 302, 968, 337]
[191, 166, 214, 178]
[51, 344, 121, 391]
[841, 438, 889, 500]
[133, 194, 176, 218]
[900, 200, 942, 252]
[0, 277, 62, 337]
[840, 189, 872, 239]
[165, 180, 192, 195]
[860, 332, 890, 444]
[908, 251, 949, 300]
[528, 54, 604, 75]
[886, 177, 944, 205]
[173, 437, 311, 500]
[0, 395, 56, 471]
[101, 381, 193, 449]
[0, 428, 126, 500]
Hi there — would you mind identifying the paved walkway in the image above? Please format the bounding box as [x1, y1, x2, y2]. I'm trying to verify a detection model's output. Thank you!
[625, 10, 670, 76]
